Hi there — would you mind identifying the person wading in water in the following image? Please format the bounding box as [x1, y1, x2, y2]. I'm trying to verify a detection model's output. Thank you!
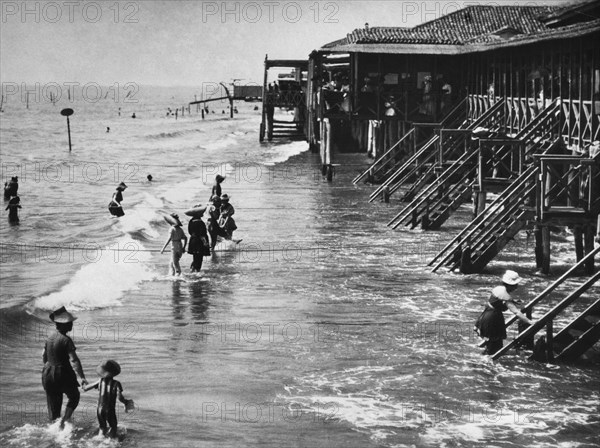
[42, 307, 89, 428]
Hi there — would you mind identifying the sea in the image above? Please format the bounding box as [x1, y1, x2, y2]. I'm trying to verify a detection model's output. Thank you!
[0, 85, 598, 448]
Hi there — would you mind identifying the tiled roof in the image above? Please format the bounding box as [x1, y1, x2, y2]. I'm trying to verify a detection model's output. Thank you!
[345, 6, 558, 46]
[466, 17, 600, 45]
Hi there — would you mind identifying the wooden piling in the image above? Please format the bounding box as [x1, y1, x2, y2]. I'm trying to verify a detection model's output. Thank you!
[382, 186, 390, 203]
[459, 245, 473, 274]
[474, 188, 487, 217]
[542, 225, 551, 275]
[545, 321, 554, 362]
[573, 225, 584, 262]
[584, 225, 595, 274]
[535, 225, 543, 270]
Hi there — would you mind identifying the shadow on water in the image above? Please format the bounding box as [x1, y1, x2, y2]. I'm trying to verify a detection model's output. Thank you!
[187, 281, 210, 322]
[170, 276, 213, 325]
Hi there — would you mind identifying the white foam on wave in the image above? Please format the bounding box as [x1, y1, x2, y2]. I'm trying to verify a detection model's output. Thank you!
[263, 141, 309, 165]
[160, 178, 206, 206]
[1, 420, 122, 448]
[32, 235, 154, 311]
[116, 192, 163, 239]
[2, 421, 74, 447]
[204, 135, 238, 151]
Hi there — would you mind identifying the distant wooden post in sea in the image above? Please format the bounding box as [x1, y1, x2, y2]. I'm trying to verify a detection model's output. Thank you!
[60, 108, 74, 152]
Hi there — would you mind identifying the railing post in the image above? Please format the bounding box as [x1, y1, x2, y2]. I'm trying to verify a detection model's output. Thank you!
[545, 321, 554, 362]
[584, 225, 596, 275]
[541, 225, 551, 275]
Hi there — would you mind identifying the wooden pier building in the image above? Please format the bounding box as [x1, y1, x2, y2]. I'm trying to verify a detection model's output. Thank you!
[259, 56, 308, 142]
[301, 1, 600, 362]
[305, 1, 600, 274]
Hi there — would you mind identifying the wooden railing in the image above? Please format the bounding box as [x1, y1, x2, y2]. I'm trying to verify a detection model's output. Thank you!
[535, 154, 600, 220]
[265, 90, 305, 108]
[467, 94, 497, 123]
[429, 166, 538, 272]
[482, 246, 600, 352]
[387, 149, 479, 229]
[561, 99, 599, 148]
[352, 129, 415, 184]
[368, 135, 438, 202]
[492, 250, 600, 361]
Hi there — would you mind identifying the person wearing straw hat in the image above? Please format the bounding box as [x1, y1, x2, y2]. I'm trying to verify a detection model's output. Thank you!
[161, 213, 188, 276]
[186, 205, 210, 272]
[83, 359, 134, 438]
[475, 270, 534, 355]
[42, 306, 89, 428]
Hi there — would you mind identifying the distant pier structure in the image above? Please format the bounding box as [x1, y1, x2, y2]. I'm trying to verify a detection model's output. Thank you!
[259, 56, 308, 142]
[296, 1, 600, 361]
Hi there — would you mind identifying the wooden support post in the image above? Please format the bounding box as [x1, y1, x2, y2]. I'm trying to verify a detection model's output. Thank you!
[459, 245, 473, 274]
[573, 225, 584, 262]
[382, 185, 390, 203]
[325, 119, 332, 166]
[326, 164, 333, 182]
[546, 320, 554, 362]
[476, 190, 487, 217]
[535, 225, 543, 270]
[542, 225, 551, 275]
[421, 205, 430, 230]
[584, 225, 595, 275]
[267, 105, 274, 141]
[472, 185, 480, 219]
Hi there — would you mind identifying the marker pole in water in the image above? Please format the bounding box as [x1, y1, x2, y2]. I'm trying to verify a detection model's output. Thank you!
[61, 108, 74, 152]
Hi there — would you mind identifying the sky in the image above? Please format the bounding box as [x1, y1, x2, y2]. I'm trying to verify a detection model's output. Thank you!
[0, 0, 576, 88]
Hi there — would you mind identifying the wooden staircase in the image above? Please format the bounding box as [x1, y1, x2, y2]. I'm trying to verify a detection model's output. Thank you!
[387, 150, 479, 230]
[429, 166, 538, 272]
[426, 100, 563, 272]
[351, 98, 467, 188]
[366, 98, 506, 203]
[270, 119, 305, 141]
[489, 246, 600, 363]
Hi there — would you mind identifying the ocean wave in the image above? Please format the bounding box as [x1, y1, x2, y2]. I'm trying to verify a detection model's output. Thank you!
[146, 128, 204, 140]
[29, 236, 154, 312]
[261, 141, 309, 165]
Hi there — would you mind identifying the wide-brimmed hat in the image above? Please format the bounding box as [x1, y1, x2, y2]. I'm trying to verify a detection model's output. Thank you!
[117, 182, 128, 190]
[220, 194, 230, 202]
[170, 213, 183, 226]
[49, 306, 77, 323]
[185, 205, 207, 217]
[216, 175, 225, 182]
[502, 270, 522, 286]
[96, 360, 121, 378]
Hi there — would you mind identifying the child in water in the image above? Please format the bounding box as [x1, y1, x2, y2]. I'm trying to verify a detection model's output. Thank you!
[6, 196, 21, 223]
[83, 360, 134, 438]
[161, 213, 188, 276]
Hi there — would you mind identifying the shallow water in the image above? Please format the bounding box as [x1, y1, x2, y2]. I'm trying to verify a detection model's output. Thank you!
[0, 90, 598, 447]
